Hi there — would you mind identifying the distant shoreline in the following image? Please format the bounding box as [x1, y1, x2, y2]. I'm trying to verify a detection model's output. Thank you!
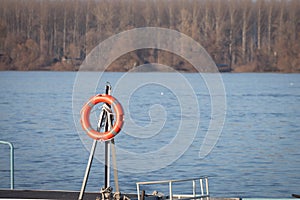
[1, 69, 299, 73]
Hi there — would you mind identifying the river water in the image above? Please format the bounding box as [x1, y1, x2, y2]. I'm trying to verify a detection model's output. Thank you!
[0, 71, 299, 198]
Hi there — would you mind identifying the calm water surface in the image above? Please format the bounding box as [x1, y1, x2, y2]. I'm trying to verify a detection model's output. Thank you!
[0, 71, 299, 198]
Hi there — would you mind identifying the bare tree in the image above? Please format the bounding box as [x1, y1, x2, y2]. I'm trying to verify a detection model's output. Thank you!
[228, 0, 240, 67]
[267, 1, 273, 53]
[241, 0, 252, 63]
[256, 0, 263, 50]
[63, 5, 67, 57]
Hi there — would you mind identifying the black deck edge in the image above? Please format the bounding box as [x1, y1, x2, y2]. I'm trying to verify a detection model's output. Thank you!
[292, 194, 300, 198]
[0, 189, 141, 200]
[0, 189, 101, 199]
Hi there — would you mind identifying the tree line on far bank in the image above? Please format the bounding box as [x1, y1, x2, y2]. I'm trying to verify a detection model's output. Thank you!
[0, 0, 299, 72]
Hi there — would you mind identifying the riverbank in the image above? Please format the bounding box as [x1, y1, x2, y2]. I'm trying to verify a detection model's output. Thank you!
[0, 61, 299, 73]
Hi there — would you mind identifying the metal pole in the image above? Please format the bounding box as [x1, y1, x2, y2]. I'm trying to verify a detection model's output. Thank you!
[104, 83, 111, 189]
[104, 141, 110, 188]
[205, 177, 209, 198]
[111, 139, 119, 192]
[136, 183, 141, 200]
[78, 140, 97, 200]
[169, 181, 173, 200]
[192, 180, 196, 197]
[10, 142, 14, 190]
[200, 178, 204, 196]
[0, 141, 14, 190]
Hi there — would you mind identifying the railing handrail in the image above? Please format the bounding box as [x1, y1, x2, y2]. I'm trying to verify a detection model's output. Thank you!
[136, 176, 208, 185]
[136, 176, 209, 200]
[0, 140, 14, 190]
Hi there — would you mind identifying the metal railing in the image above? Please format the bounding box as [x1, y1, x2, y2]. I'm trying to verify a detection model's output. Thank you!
[136, 177, 209, 200]
[0, 140, 14, 189]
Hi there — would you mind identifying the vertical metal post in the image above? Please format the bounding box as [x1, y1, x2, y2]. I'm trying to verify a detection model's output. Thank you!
[104, 83, 111, 189]
[200, 178, 204, 196]
[169, 181, 173, 200]
[10, 142, 14, 190]
[136, 183, 141, 200]
[192, 180, 196, 197]
[104, 141, 110, 188]
[200, 178, 204, 200]
[205, 177, 209, 199]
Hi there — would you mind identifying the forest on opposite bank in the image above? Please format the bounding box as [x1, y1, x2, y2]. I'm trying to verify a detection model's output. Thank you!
[0, 0, 299, 72]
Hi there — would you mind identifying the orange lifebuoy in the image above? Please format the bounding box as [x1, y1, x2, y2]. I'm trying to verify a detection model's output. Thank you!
[80, 94, 124, 141]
